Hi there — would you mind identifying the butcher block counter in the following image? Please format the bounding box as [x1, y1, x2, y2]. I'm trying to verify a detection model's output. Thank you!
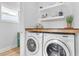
[25, 28, 79, 34]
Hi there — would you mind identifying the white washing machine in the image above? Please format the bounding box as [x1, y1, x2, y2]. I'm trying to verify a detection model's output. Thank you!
[43, 33, 75, 56]
[25, 31, 42, 56]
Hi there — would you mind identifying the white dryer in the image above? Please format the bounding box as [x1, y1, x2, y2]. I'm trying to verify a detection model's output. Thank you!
[25, 31, 42, 56]
[43, 33, 75, 56]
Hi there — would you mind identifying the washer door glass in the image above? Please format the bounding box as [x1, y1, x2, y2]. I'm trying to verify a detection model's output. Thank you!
[27, 38, 36, 52]
[47, 43, 66, 56]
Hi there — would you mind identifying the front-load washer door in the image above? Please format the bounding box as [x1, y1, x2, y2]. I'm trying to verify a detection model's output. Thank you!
[44, 39, 70, 56]
[26, 36, 39, 55]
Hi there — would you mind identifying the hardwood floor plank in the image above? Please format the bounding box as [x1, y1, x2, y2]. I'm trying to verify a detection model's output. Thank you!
[0, 47, 20, 56]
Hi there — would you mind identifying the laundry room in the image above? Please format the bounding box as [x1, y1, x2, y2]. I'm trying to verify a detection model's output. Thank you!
[0, 1, 79, 56]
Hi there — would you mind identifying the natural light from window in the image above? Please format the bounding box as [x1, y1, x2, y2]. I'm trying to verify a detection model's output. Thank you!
[1, 6, 19, 23]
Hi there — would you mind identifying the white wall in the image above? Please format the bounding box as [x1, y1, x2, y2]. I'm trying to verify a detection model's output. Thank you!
[22, 2, 40, 28]
[22, 2, 73, 28]
[22, 2, 79, 28]
[0, 23, 18, 52]
[0, 2, 19, 53]
[72, 3, 79, 28]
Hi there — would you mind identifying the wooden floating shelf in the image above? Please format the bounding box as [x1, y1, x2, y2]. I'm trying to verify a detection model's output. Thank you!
[40, 3, 64, 11]
[25, 28, 79, 34]
[39, 16, 64, 22]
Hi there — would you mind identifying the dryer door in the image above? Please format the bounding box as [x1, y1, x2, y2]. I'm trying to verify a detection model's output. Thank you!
[26, 36, 39, 55]
[44, 40, 70, 56]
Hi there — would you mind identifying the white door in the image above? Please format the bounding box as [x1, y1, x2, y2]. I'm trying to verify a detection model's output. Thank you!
[44, 39, 70, 56]
[26, 36, 39, 55]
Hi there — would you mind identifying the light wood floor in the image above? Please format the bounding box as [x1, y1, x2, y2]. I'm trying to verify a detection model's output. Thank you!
[0, 47, 20, 56]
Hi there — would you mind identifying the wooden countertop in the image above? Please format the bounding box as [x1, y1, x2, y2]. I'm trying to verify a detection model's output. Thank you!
[25, 28, 79, 34]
